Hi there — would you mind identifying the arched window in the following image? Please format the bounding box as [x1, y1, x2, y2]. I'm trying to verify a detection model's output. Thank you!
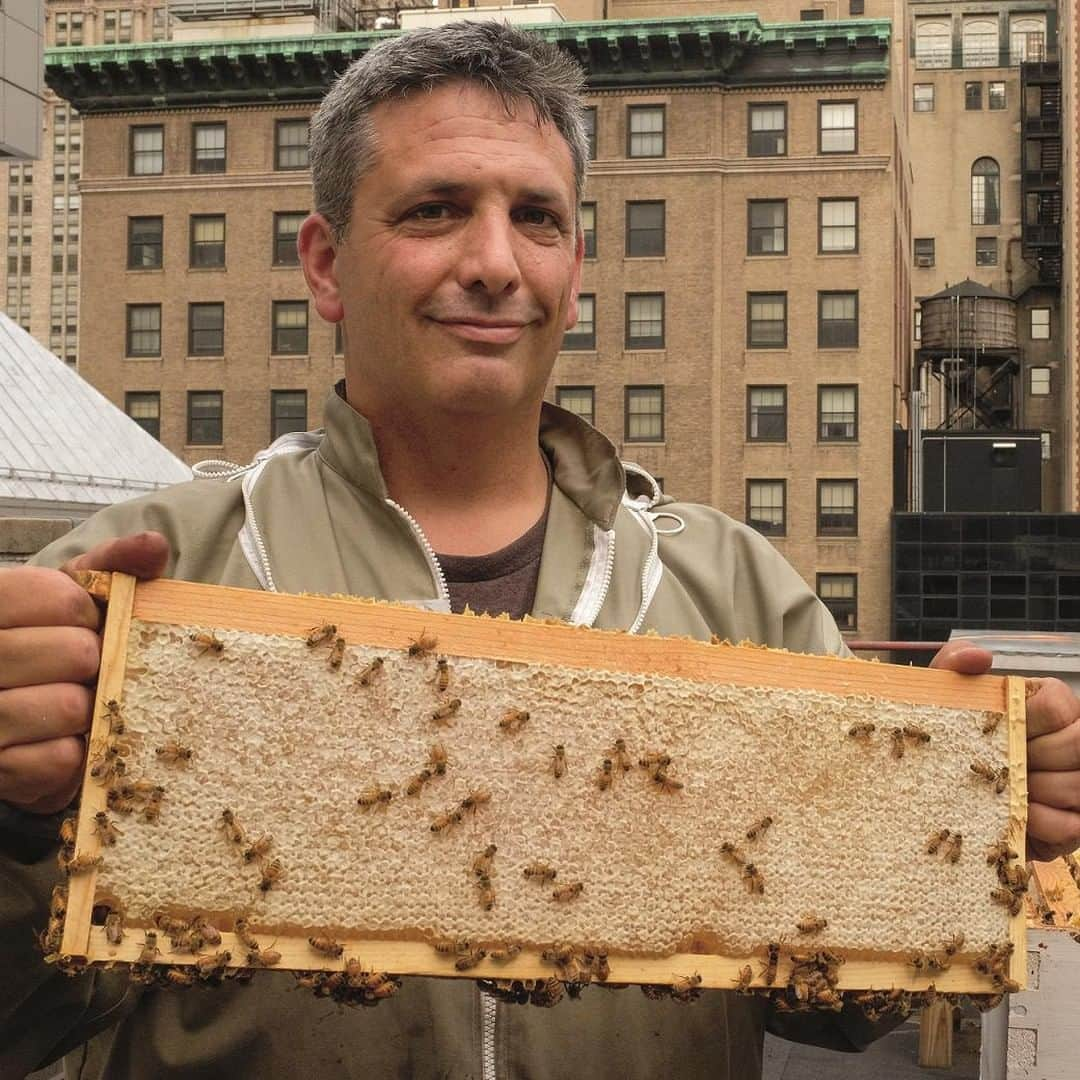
[915, 19, 951, 68]
[962, 18, 998, 67]
[1010, 16, 1046, 63]
[971, 158, 1000, 224]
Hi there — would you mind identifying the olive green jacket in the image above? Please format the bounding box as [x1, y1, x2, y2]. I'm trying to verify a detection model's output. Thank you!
[2, 390, 877, 1080]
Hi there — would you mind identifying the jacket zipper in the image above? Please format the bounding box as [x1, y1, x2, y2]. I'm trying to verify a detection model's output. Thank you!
[384, 499, 451, 605]
[481, 992, 498, 1080]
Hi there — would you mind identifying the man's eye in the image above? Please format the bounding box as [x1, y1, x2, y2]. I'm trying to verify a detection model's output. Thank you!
[411, 204, 451, 221]
[518, 208, 558, 227]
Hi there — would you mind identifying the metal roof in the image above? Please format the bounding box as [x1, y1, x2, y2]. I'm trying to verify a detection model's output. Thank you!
[921, 278, 1014, 302]
[0, 314, 191, 510]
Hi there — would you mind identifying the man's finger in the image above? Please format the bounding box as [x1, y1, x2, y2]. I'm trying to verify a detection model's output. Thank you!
[0, 566, 101, 632]
[1026, 800, 1080, 858]
[928, 639, 994, 675]
[0, 683, 94, 750]
[61, 531, 171, 580]
[1028, 719, 1080, 771]
[0, 627, 101, 690]
[0, 735, 86, 809]
[1024, 677, 1080, 740]
[1029, 770, 1080, 812]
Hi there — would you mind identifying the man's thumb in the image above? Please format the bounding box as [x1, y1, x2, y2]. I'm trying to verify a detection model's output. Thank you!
[61, 531, 171, 580]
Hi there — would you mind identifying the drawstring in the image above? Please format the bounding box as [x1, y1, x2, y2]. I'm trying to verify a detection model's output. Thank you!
[191, 458, 259, 481]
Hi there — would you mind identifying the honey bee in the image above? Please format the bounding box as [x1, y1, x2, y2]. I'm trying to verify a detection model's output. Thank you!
[733, 965, 754, 993]
[93, 811, 122, 846]
[136, 931, 160, 966]
[155, 739, 194, 764]
[59, 817, 77, 845]
[472, 844, 497, 878]
[925, 828, 951, 855]
[141, 787, 164, 823]
[234, 918, 260, 951]
[671, 972, 703, 997]
[153, 911, 189, 934]
[994, 766, 1010, 794]
[552, 744, 567, 779]
[328, 635, 346, 669]
[982, 714, 1003, 736]
[796, 914, 828, 935]
[742, 863, 765, 895]
[243, 835, 273, 863]
[257, 857, 283, 892]
[434, 658, 451, 693]
[106, 790, 137, 815]
[104, 698, 125, 735]
[104, 912, 124, 946]
[453, 948, 486, 971]
[356, 656, 385, 687]
[50, 886, 67, 920]
[745, 816, 774, 841]
[489, 943, 522, 963]
[552, 881, 583, 902]
[847, 721, 875, 742]
[247, 947, 282, 968]
[308, 936, 344, 957]
[760, 941, 780, 986]
[943, 832, 963, 864]
[430, 808, 463, 833]
[306, 622, 337, 647]
[192, 919, 221, 947]
[943, 932, 966, 957]
[990, 887, 1023, 917]
[985, 839, 1020, 866]
[195, 951, 231, 979]
[478, 884, 496, 911]
[498, 708, 530, 735]
[165, 968, 197, 987]
[608, 739, 632, 772]
[720, 841, 747, 866]
[427, 743, 449, 775]
[902, 725, 931, 745]
[460, 789, 491, 815]
[650, 768, 683, 794]
[594, 759, 614, 791]
[408, 629, 438, 657]
[889, 728, 906, 760]
[63, 852, 103, 875]
[189, 630, 225, 655]
[523, 862, 557, 884]
[590, 948, 611, 983]
[639, 751, 671, 770]
[89, 746, 126, 784]
[357, 785, 395, 809]
[221, 809, 246, 845]
[993, 974, 1021, 994]
[531, 978, 565, 1008]
[433, 935, 474, 955]
[542, 943, 575, 966]
[406, 769, 434, 797]
[431, 698, 462, 726]
[999, 862, 1031, 892]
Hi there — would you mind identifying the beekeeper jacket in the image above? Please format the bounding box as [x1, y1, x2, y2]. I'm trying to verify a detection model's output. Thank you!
[2, 388, 882, 1080]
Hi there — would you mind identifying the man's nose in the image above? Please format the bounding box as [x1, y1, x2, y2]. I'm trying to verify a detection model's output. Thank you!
[456, 210, 521, 297]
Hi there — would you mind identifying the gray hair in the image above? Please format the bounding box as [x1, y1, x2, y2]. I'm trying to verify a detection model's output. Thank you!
[308, 20, 589, 242]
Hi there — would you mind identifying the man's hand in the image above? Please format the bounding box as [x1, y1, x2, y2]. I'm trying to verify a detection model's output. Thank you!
[931, 638, 1080, 861]
[0, 532, 169, 815]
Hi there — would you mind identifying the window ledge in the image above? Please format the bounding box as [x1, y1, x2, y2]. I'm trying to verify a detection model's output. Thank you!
[746, 253, 789, 260]
[623, 256, 667, 263]
[818, 251, 859, 257]
[186, 354, 225, 361]
[270, 353, 311, 361]
[187, 266, 227, 273]
[185, 444, 224, 451]
[816, 347, 861, 353]
[624, 441, 666, 448]
[818, 440, 861, 446]
[124, 354, 163, 361]
[126, 267, 164, 274]
[271, 263, 302, 271]
[745, 440, 790, 447]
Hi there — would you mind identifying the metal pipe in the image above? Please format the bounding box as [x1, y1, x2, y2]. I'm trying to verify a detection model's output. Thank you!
[847, 641, 945, 651]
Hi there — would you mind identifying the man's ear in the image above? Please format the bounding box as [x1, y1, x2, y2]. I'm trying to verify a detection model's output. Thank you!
[564, 225, 585, 330]
[298, 213, 345, 324]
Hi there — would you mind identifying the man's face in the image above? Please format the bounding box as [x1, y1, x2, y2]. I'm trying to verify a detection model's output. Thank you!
[329, 82, 583, 422]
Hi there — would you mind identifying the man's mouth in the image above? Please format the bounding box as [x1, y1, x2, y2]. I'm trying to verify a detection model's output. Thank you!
[432, 318, 529, 345]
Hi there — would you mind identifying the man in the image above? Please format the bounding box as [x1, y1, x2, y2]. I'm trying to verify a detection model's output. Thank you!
[2, 21, 1078, 1080]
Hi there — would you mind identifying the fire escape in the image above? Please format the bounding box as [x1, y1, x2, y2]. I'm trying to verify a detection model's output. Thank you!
[1020, 55, 1062, 285]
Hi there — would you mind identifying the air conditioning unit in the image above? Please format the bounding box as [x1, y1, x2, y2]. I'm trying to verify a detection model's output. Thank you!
[915, 255, 934, 267]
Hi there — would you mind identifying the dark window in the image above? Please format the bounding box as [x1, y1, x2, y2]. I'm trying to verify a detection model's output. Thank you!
[972, 158, 1000, 225]
[965, 82, 983, 110]
[914, 237, 935, 267]
[271, 389, 308, 439]
[188, 391, 223, 445]
[625, 293, 664, 349]
[819, 292, 859, 348]
[581, 202, 597, 259]
[748, 104, 786, 156]
[125, 391, 161, 440]
[275, 119, 309, 170]
[626, 201, 665, 257]
[128, 217, 163, 269]
[818, 573, 857, 630]
[192, 123, 226, 173]
[747, 386, 787, 441]
[190, 215, 225, 268]
[583, 106, 597, 160]
[748, 200, 787, 255]
[130, 126, 164, 176]
[746, 480, 785, 536]
[627, 106, 664, 158]
[913, 84, 935, 112]
[126, 304, 161, 357]
[819, 101, 857, 153]
[556, 385, 595, 426]
[272, 300, 309, 354]
[273, 212, 305, 266]
[747, 292, 787, 348]
[563, 294, 595, 350]
[849, 0, 864, 13]
[818, 385, 858, 441]
[800, 8, 825, 19]
[817, 479, 858, 536]
[975, 236, 998, 265]
[625, 386, 664, 442]
[819, 198, 857, 253]
[188, 302, 224, 356]
[988, 82, 1006, 110]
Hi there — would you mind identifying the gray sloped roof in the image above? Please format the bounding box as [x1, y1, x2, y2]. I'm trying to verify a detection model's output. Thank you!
[0, 313, 191, 508]
[920, 278, 1014, 302]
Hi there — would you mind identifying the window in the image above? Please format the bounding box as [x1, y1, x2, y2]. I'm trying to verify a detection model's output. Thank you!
[1010, 16, 1046, 64]
[103, 9, 117, 43]
[1041, 432, 1051, 461]
[583, 107, 597, 160]
[55, 12, 69, 45]
[849, 0, 864, 12]
[965, 82, 983, 110]
[913, 84, 935, 112]
[273, 212, 305, 266]
[563, 294, 595, 350]
[152, 8, 168, 40]
[971, 158, 1000, 224]
[125, 392, 161, 440]
[275, 120, 309, 170]
[819, 292, 859, 348]
[192, 123, 226, 174]
[914, 237, 935, 267]
[130, 126, 164, 176]
[272, 301, 309, 354]
[190, 215, 225, 268]
[188, 302, 224, 356]
[1030, 367, 1050, 394]
[581, 203, 596, 259]
[747, 386, 787, 441]
[748, 104, 786, 156]
[988, 82, 1006, 110]
[118, 10, 133, 43]
[915, 19, 951, 69]
[188, 391, 223, 445]
[126, 305, 161, 357]
[625, 386, 664, 442]
[819, 102, 856, 153]
[748, 200, 787, 255]
[626, 201, 665, 257]
[975, 237, 998, 265]
[746, 480, 785, 536]
[819, 199, 857, 253]
[556, 386, 595, 426]
[271, 390, 308, 439]
[1030, 308, 1050, 340]
[625, 293, 664, 349]
[748, 292, 787, 348]
[962, 18, 998, 67]
[914, 308, 922, 341]
[800, 8, 825, 19]
[627, 106, 664, 158]
[819, 385, 858, 441]
[817, 479, 858, 536]
[817, 573, 857, 630]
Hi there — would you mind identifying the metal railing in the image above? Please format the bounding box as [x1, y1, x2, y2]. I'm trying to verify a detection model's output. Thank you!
[0, 465, 178, 492]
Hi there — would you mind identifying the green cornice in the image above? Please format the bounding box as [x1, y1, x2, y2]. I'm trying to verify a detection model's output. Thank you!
[45, 15, 891, 114]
